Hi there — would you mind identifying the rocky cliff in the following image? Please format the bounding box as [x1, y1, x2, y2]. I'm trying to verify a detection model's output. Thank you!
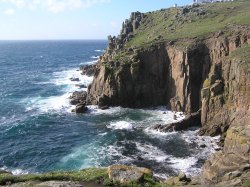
[86, 0, 250, 185]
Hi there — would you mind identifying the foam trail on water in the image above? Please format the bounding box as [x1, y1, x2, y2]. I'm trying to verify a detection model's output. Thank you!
[107, 121, 134, 130]
[22, 68, 93, 113]
[0, 166, 29, 175]
[90, 56, 99, 59]
[80, 60, 97, 65]
[95, 49, 105, 52]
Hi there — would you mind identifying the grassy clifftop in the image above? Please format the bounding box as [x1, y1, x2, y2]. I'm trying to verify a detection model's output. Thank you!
[127, 0, 250, 48]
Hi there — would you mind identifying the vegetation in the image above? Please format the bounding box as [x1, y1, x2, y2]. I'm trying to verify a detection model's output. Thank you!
[0, 168, 108, 186]
[230, 44, 250, 62]
[127, 0, 250, 48]
[0, 169, 167, 187]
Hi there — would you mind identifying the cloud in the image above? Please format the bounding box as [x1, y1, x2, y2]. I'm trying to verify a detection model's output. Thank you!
[3, 8, 15, 15]
[0, 0, 111, 13]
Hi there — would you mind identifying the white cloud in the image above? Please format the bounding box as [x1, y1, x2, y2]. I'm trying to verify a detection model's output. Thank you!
[0, 0, 111, 13]
[3, 8, 15, 15]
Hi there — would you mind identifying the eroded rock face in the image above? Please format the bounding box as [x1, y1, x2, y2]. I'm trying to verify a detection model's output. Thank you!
[87, 26, 250, 184]
[107, 165, 151, 184]
[202, 124, 250, 184]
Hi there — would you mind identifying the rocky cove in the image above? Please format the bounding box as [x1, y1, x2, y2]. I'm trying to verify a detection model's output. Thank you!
[1, 0, 249, 186]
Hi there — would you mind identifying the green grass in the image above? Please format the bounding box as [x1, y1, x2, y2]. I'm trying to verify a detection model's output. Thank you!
[0, 168, 166, 187]
[126, 0, 250, 48]
[229, 44, 250, 74]
[0, 168, 108, 186]
[230, 44, 250, 62]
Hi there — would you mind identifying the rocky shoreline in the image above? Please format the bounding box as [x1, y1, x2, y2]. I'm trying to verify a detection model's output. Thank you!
[67, 1, 250, 185]
[3, 1, 249, 186]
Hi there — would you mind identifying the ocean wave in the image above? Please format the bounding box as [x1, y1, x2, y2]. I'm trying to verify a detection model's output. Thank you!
[107, 121, 134, 130]
[79, 60, 98, 65]
[0, 166, 29, 175]
[22, 68, 93, 113]
[135, 142, 169, 162]
[90, 56, 99, 59]
[94, 49, 105, 52]
[168, 156, 198, 174]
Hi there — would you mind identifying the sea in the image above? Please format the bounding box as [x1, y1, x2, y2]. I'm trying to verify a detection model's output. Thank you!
[0, 40, 219, 179]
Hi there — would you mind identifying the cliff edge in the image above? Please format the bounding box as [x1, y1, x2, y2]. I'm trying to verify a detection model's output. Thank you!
[86, 0, 250, 186]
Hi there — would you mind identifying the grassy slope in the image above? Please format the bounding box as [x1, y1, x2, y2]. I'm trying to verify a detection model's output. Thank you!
[0, 169, 164, 187]
[127, 0, 250, 48]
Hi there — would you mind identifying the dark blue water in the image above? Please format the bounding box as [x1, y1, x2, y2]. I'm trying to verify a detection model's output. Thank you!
[0, 40, 218, 178]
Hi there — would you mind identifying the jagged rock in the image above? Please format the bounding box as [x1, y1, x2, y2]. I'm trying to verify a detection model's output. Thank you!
[72, 104, 88, 113]
[70, 77, 80, 82]
[98, 94, 110, 109]
[210, 80, 224, 97]
[80, 64, 97, 76]
[69, 91, 87, 105]
[150, 110, 201, 132]
[107, 165, 151, 184]
[75, 84, 87, 89]
[165, 172, 191, 186]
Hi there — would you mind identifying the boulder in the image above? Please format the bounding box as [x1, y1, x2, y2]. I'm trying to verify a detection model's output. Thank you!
[70, 91, 87, 105]
[150, 110, 201, 132]
[75, 84, 87, 89]
[98, 94, 111, 109]
[107, 165, 152, 184]
[165, 172, 191, 186]
[72, 104, 88, 113]
[70, 77, 80, 82]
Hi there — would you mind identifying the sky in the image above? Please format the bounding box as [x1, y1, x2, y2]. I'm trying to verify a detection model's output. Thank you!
[0, 0, 192, 40]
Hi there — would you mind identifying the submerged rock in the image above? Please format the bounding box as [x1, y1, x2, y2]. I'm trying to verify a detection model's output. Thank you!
[70, 77, 80, 82]
[107, 165, 152, 184]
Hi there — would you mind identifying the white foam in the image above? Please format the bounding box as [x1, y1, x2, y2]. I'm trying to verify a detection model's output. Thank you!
[135, 142, 169, 162]
[22, 68, 93, 113]
[90, 56, 99, 59]
[51, 69, 93, 91]
[80, 60, 97, 65]
[107, 121, 133, 130]
[87, 105, 122, 115]
[0, 166, 28, 175]
[95, 49, 105, 52]
[169, 156, 198, 173]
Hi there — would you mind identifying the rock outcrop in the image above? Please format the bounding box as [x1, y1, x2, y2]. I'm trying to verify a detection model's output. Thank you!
[70, 91, 88, 113]
[87, 25, 250, 185]
[80, 64, 98, 76]
[150, 110, 201, 132]
[107, 165, 152, 184]
[85, 1, 250, 185]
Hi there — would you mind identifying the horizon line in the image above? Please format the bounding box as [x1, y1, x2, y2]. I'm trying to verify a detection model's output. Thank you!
[0, 39, 107, 41]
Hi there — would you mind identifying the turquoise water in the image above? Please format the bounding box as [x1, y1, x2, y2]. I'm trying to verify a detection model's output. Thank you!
[0, 40, 218, 178]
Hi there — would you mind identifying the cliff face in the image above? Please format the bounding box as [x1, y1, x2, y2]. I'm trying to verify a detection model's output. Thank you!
[87, 0, 250, 185]
[87, 27, 250, 184]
